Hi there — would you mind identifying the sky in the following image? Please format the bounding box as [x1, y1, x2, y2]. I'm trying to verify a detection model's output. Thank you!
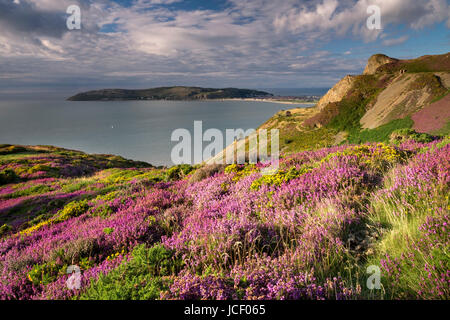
[0, 0, 449, 96]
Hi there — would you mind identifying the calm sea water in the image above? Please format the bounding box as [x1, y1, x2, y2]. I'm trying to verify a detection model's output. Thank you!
[0, 98, 312, 166]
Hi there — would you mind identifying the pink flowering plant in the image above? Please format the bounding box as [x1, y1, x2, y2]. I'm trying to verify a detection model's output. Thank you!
[0, 140, 448, 300]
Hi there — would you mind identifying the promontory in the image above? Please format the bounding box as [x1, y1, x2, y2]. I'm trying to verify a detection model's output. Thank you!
[67, 86, 273, 101]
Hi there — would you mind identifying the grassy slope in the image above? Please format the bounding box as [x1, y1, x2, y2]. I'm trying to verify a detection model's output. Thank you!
[0, 138, 448, 300]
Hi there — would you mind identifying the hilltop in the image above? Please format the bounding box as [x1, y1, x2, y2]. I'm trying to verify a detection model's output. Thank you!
[67, 86, 272, 101]
[256, 52, 450, 154]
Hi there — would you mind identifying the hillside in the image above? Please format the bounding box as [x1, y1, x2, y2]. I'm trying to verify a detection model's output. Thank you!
[258, 52, 450, 154]
[67, 86, 272, 101]
[1, 137, 449, 300]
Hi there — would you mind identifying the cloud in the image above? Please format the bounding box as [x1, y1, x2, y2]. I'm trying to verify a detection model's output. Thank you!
[273, 0, 450, 41]
[382, 35, 409, 46]
[0, 0, 448, 93]
[0, 0, 67, 38]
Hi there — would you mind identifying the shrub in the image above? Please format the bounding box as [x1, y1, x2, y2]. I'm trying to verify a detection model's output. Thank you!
[103, 227, 114, 235]
[0, 224, 12, 237]
[50, 238, 100, 265]
[20, 200, 90, 235]
[78, 244, 183, 300]
[224, 164, 258, 182]
[166, 164, 194, 181]
[0, 169, 18, 185]
[27, 262, 63, 286]
[55, 200, 90, 222]
[250, 166, 314, 190]
[389, 128, 435, 144]
[27, 164, 60, 177]
[0, 145, 26, 155]
[321, 143, 409, 171]
[189, 164, 225, 182]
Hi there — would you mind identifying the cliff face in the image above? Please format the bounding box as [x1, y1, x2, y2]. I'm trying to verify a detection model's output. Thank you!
[313, 52, 450, 134]
[254, 52, 450, 154]
[316, 54, 399, 111]
[316, 75, 356, 110]
[360, 72, 449, 129]
[363, 54, 398, 75]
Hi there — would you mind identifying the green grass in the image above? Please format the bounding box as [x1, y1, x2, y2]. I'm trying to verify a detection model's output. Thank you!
[281, 127, 336, 153]
[61, 179, 97, 193]
[2, 184, 54, 199]
[0, 152, 41, 161]
[364, 185, 448, 299]
[346, 117, 414, 144]
[78, 244, 183, 300]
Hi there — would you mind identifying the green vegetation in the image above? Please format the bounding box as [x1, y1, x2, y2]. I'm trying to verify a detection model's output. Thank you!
[346, 117, 414, 144]
[20, 200, 90, 235]
[0, 169, 19, 186]
[389, 128, 435, 144]
[376, 53, 450, 74]
[78, 244, 183, 300]
[327, 75, 384, 132]
[28, 261, 64, 286]
[408, 74, 448, 98]
[2, 184, 54, 199]
[0, 224, 12, 237]
[165, 164, 195, 181]
[363, 171, 449, 299]
[250, 165, 314, 190]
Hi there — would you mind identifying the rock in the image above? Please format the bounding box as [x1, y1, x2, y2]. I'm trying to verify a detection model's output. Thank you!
[363, 54, 398, 75]
[316, 75, 357, 110]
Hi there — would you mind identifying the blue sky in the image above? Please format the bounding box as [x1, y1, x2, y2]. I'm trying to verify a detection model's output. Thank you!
[0, 0, 449, 95]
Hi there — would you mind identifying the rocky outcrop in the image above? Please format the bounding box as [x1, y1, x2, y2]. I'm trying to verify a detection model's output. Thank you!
[316, 75, 356, 110]
[363, 54, 398, 75]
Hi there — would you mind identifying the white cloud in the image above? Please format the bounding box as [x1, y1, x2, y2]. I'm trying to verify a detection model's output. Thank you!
[273, 0, 450, 41]
[0, 0, 448, 92]
[382, 35, 409, 46]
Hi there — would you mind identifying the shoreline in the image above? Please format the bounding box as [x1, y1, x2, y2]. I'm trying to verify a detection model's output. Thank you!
[217, 98, 318, 105]
[67, 97, 319, 105]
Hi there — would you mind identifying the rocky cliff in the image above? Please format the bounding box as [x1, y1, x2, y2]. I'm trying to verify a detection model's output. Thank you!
[250, 52, 450, 155]
[363, 54, 399, 75]
[316, 75, 356, 110]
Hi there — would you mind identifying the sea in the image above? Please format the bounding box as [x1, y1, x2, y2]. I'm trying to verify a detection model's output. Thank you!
[0, 88, 328, 166]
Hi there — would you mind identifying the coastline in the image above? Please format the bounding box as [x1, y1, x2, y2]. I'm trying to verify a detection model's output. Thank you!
[220, 98, 318, 105]
[66, 97, 318, 104]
